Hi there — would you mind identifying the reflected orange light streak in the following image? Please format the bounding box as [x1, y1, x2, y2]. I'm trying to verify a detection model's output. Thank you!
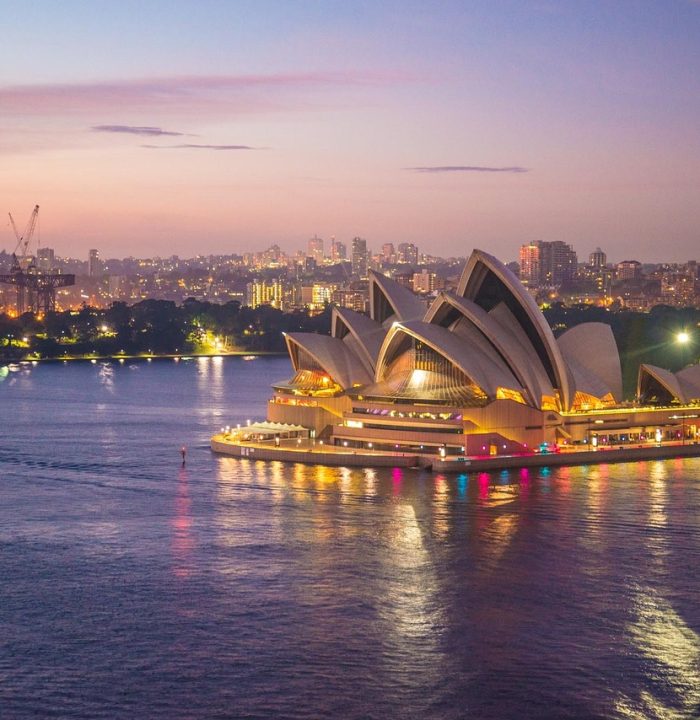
[172, 466, 193, 579]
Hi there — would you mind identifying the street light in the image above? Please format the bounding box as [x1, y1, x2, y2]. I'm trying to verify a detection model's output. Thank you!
[676, 330, 692, 369]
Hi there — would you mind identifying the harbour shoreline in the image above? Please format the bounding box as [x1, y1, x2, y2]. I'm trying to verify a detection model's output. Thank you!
[1, 351, 287, 364]
[211, 434, 700, 473]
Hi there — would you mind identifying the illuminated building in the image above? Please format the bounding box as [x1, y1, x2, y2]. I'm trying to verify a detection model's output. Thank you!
[299, 283, 335, 312]
[519, 241, 577, 287]
[351, 237, 369, 278]
[307, 235, 324, 263]
[263, 250, 700, 458]
[330, 238, 347, 261]
[88, 249, 102, 278]
[519, 242, 541, 286]
[37, 248, 55, 272]
[589, 247, 607, 268]
[617, 260, 642, 280]
[397, 242, 418, 265]
[331, 287, 367, 313]
[381, 243, 396, 264]
[246, 279, 284, 309]
[412, 269, 436, 294]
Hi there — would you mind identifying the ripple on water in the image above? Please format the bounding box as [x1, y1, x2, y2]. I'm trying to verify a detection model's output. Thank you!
[2, 359, 700, 719]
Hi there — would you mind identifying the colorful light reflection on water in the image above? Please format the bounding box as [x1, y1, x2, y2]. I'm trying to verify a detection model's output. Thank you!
[1, 358, 700, 719]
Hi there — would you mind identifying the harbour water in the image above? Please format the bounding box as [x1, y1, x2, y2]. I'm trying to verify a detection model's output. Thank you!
[2, 357, 700, 719]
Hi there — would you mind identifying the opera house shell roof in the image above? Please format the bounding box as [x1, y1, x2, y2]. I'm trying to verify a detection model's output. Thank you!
[281, 249, 626, 413]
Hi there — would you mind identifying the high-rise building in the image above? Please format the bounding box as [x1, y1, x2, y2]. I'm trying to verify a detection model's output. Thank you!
[246, 279, 284, 309]
[331, 288, 367, 313]
[397, 242, 418, 265]
[330, 238, 347, 262]
[519, 241, 577, 286]
[307, 235, 324, 263]
[519, 243, 541, 286]
[37, 247, 55, 272]
[548, 241, 578, 285]
[589, 247, 607, 268]
[351, 237, 369, 278]
[617, 260, 642, 281]
[412, 269, 435, 294]
[381, 243, 396, 264]
[88, 249, 101, 277]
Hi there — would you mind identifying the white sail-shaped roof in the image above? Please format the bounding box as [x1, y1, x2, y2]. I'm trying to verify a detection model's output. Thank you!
[457, 249, 574, 410]
[331, 306, 386, 375]
[368, 270, 426, 326]
[425, 291, 555, 408]
[565, 356, 616, 401]
[375, 320, 523, 399]
[487, 301, 557, 402]
[676, 365, 700, 402]
[637, 364, 685, 404]
[557, 322, 623, 402]
[284, 332, 373, 390]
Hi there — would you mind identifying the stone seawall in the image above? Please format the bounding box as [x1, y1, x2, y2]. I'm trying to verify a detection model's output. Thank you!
[212, 436, 700, 473]
[210, 437, 419, 468]
[431, 443, 700, 473]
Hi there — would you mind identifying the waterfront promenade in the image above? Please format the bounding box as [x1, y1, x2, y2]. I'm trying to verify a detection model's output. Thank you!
[211, 432, 700, 472]
[210, 434, 421, 467]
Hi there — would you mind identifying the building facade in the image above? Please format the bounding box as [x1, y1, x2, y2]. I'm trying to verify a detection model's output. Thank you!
[519, 241, 578, 286]
[263, 249, 700, 458]
[351, 237, 369, 278]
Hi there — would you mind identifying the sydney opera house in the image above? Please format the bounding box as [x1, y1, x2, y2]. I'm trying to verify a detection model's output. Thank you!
[260, 250, 700, 458]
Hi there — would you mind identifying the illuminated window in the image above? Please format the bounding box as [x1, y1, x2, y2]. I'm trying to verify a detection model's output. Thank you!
[570, 391, 616, 411]
[541, 395, 559, 411]
[496, 387, 526, 404]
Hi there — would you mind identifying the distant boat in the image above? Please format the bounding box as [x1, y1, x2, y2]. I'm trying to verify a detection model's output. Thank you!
[243, 355, 257, 361]
[7, 363, 20, 372]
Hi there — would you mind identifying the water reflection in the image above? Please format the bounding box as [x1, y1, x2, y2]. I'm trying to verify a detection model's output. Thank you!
[648, 462, 669, 532]
[613, 460, 700, 717]
[98, 362, 114, 392]
[172, 466, 193, 579]
[616, 587, 700, 719]
[208, 451, 700, 717]
[364, 467, 377, 498]
[196, 356, 225, 420]
[377, 501, 450, 700]
[433, 474, 449, 538]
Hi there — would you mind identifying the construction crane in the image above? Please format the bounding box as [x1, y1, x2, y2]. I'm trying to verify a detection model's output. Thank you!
[1, 205, 75, 315]
[9, 203, 40, 270]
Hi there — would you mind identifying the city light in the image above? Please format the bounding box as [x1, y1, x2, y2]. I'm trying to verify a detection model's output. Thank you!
[677, 331, 690, 344]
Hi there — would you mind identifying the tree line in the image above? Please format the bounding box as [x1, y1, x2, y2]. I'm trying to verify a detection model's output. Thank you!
[0, 299, 331, 359]
[2, 299, 699, 401]
[544, 303, 700, 397]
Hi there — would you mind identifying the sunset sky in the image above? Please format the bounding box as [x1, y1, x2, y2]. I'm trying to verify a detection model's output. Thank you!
[1, 0, 699, 261]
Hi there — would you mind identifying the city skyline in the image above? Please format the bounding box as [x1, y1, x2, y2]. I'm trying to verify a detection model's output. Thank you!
[2, 1, 700, 261]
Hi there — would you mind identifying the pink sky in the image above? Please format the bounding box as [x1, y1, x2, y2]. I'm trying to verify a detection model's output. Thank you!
[1, 1, 699, 262]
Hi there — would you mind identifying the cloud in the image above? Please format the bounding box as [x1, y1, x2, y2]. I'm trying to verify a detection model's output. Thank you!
[0, 72, 391, 119]
[142, 143, 256, 150]
[92, 124, 186, 137]
[407, 165, 530, 173]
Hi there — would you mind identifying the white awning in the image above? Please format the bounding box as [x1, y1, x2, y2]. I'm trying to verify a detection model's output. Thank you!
[242, 421, 308, 436]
